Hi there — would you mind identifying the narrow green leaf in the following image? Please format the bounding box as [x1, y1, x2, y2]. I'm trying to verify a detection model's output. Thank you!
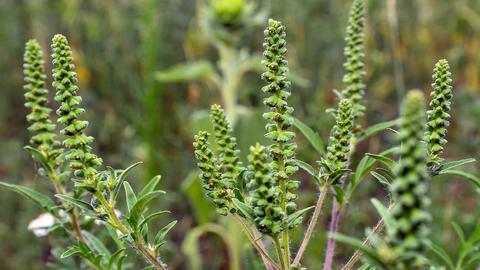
[429, 243, 455, 270]
[285, 206, 315, 227]
[24, 146, 52, 173]
[107, 248, 125, 270]
[293, 159, 318, 180]
[60, 246, 82, 259]
[232, 199, 254, 220]
[451, 222, 466, 244]
[332, 186, 345, 205]
[292, 117, 325, 155]
[138, 175, 162, 198]
[55, 194, 94, 211]
[371, 199, 395, 235]
[329, 232, 383, 265]
[365, 153, 396, 169]
[439, 170, 480, 189]
[154, 220, 177, 245]
[123, 181, 137, 212]
[357, 119, 400, 142]
[114, 162, 142, 200]
[139, 210, 171, 230]
[128, 190, 165, 229]
[155, 61, 216, 82]
[83, 230, 111, 257]
[0, 182, 56, 210]
[370, 171, 390, 187]
[441, 158, 476, 171]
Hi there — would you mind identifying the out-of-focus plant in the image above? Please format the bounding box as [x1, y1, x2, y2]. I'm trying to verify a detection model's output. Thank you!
[193, 0, 479, 269]
[0, 36, 176, 270]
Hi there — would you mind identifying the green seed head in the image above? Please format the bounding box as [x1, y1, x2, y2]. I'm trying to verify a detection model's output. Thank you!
[247, 143, 284, 235]
[341, 0, 366, 121]
[389, 90, 430, 268]
[261, 19, 299, 215]
[51, 34, 102, 178]
[23, 39, 58, 155]
[320, 99, 354, 184]
[425, 59, 453, 171]
[193, 131, 231, 216]
[210, 104, 243, 189]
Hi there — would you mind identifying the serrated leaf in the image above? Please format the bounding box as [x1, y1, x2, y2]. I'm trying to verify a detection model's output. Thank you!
[155, 61, 216, 82]
[441, 158, 476, 172]
[114, 162, 142, 200]
[139, 210, 170, 230]
[357, 119, 400, 142]
[439, 170, 480, 189]
[0, 182, 56, 210]
[138, 175, 161, 198]
[55, 194, 94, 211]
[232, 199, 254, 220]
[128, 190, 165, 229]
[60, 246, 82, 259]
[83, 230, 111, 257]
[292, 117, 325, 155]
[154, 220, 177, 245]
[123, 182, 137, 212]
[371, 199, 395, 235]
[285, 206, 314, 228]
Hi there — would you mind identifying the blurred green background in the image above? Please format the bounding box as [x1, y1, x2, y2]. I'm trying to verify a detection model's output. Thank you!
[0, 0, 479, 269]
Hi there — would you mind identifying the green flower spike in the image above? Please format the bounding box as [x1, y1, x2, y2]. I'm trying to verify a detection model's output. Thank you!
[247, 143, 284, 235]
[210, 104, 243, 189]
[261, 19, 299, 216]
[320, 99, 354, 185]
[51, 34, 102, 179]
[23, 39, 58, 155]
[193, 131, 231, 216]
[341, 0, 366, 121]
[389, 90, 431, 269]
[424, 59, 453, 171]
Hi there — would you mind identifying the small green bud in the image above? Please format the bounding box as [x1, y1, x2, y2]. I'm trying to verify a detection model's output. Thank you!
[247, 144, 285, 235]
[51, 34, 102, 178]
[341, 0, 366, 122]
[424, 59, 453, 171]
[211, 0, 244, 25]
[389, 90, 431, 268]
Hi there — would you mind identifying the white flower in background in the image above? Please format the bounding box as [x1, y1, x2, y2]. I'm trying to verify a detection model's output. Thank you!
[28, 212, 55, 237]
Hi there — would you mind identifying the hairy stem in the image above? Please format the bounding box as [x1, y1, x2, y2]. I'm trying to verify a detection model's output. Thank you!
[95, 191, 167, 270]
[233, 214, 280, 270]
[293, 185, 329, 265]
[342, 203, 394, 270]
[273, 235, 286, 270]
[323, 201, 342, 270]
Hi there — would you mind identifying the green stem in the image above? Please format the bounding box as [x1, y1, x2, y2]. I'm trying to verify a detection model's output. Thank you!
[273, 235, 286, 270]
[293, 185, 329, 265]
[95, 191, 167, 270]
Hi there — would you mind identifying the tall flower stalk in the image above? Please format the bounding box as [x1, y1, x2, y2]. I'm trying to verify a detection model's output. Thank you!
[425, 59, 453, 172]
[388, 90, 431, 268]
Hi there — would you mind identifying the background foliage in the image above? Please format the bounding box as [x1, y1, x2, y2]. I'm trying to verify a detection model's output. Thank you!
[0, 0, 479, 269]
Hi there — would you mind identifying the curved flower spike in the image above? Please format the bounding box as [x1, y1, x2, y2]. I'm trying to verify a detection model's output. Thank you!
[341, 0, 366, 121]
[389, 90, 431, 268]
[425, 59, 453, 171]
[51, 34, 102, 178]
[23, 39, 58, 155]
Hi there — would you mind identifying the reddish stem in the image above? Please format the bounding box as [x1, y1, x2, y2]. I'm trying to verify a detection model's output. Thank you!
[323, 201, 342, 270]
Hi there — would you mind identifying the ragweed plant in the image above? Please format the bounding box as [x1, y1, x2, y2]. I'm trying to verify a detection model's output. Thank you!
[194, 1, 478, 270]
[1, 36, 176, 270]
